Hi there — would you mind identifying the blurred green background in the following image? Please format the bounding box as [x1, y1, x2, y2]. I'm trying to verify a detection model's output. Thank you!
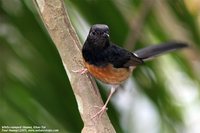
[0, 0, 200, 133]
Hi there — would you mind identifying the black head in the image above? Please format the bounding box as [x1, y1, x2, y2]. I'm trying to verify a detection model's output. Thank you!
[86, 24, 110, 49]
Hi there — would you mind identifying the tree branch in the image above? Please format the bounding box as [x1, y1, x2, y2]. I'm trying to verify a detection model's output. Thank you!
[33, 0, 116, 132]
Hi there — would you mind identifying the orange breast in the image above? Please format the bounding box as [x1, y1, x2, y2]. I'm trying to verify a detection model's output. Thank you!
[84, 62, 134, 85]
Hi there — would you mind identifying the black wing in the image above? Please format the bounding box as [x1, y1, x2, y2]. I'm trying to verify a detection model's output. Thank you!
[106, 44, 143, 68]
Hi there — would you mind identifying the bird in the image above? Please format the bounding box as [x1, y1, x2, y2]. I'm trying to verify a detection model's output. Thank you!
[75, 24, 188, 118]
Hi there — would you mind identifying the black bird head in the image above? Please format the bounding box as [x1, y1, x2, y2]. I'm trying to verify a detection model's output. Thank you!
[86, 24, 110, 49]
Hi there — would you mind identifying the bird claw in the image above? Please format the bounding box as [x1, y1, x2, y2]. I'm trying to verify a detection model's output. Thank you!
[91, 105, 108, 119]
[94, 105, 108, 110]
[72, 68, 88, 75]
[91, 86, 117, 119]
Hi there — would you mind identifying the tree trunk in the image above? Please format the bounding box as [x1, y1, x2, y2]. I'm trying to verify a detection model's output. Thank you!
[33, 0, 116, 132]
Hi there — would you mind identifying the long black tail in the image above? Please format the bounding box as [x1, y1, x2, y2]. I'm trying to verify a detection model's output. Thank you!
[133, 42, 188, 61]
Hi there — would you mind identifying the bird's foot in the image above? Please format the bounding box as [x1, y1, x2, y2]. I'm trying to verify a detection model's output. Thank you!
[72, 68, 88, 75]
[91, 105, 108, 119]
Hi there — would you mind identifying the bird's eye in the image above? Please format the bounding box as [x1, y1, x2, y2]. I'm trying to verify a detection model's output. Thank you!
[91, 31, 96, 36]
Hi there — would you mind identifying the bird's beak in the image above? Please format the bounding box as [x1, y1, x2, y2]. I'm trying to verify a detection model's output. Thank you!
[103, 33, 110, 38]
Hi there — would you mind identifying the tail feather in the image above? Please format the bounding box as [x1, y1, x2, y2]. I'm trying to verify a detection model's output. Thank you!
[133, 42, 188, 61]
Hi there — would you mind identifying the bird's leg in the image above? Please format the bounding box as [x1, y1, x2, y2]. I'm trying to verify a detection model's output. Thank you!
[72, 68, 88, 75]
[91, 85, 117, 119]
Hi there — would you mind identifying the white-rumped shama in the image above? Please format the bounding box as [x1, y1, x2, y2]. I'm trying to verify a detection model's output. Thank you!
[78, 24, 187, 118]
